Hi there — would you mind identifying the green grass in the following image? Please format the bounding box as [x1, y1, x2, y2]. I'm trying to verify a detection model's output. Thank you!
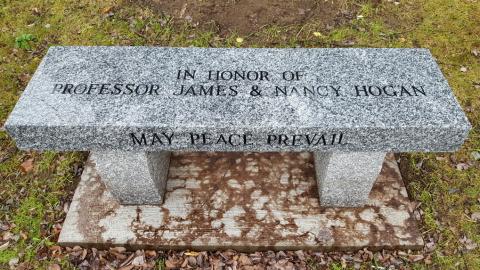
[0, 0, 479, 269]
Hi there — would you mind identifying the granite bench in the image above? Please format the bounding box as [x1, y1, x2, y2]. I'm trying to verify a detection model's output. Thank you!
[5, 47, 471, 207]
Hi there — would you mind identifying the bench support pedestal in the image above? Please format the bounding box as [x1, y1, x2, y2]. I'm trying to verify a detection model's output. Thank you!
[92, 151, 386, 207]
[91, 151, 171, 205]
[314, 152, 386, 207]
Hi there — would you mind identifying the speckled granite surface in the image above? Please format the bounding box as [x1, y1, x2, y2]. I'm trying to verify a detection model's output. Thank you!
[314, 152, 386, 207]
[90, 151, 171, 205]
[5, 47, 470, 152]
[58, 152, 423, 251]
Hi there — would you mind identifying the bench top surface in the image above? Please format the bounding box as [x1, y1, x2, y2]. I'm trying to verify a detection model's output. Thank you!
[5, 47, 470, 152]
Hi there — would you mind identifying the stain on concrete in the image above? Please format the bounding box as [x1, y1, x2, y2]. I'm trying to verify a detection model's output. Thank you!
[59, 152, 423, 251]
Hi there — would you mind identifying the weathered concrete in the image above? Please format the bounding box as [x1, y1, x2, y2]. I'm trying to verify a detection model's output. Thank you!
[314, 152, 386, 207]
[91, 151, 171, 205]
[59, 152, 423, 251]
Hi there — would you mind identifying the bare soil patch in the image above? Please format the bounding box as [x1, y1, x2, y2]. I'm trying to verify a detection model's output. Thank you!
[134, 0, 360, 34]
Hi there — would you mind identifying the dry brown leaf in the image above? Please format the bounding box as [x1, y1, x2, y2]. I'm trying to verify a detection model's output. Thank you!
[48, 264, 61, 270]
[424, 254, 432, 264]
[0, 241, 9, 251]
[238, 254, 251, 266]
[20, 158, 34, 173]
[181, 258, 188, 268]
[184, 251, 199, 256]
[408, 254, 424, 262]
[101, 6, 114, 14]
[18, 73, 31, 84]
[165, 259, 178, 269]
[80, 248, 88, 260]
[110, 246, 126, 253]
[145, 250, 157, 257]
[49, 245, 62, 253]
[52, 223, 62, 235]
[32, 7, 41, 16]
[187, 256, 197, 266]
[19, 231, 28, 240]
[119, 252, 135, 267]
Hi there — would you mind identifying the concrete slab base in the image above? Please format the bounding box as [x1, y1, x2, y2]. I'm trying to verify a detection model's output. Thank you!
[58, 152, 423, 251]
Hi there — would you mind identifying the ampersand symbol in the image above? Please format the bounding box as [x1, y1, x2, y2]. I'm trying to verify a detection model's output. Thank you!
[250, 85, 262, 97]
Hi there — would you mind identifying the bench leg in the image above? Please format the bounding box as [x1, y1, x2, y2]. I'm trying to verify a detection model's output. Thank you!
[90, 151, 171, 205]
[314, 152, 386, 207]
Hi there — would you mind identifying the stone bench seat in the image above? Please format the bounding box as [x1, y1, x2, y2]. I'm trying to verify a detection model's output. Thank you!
[5, 47, 471, 206]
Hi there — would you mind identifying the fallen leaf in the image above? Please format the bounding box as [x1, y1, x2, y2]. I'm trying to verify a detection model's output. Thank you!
[19, 231, 27, 240]
[119, 252, 135, 267]
[52, 223, 62, 235]
[187, 256, 197, 266]
[20, 158, 34, 173]
[471, 212, 480, 222]
[110, 246, 126, 253]
[2, 232, 13, 241]
[32, 7, 41, 16]
[313, 31, 322, 37]
[184, 251, 199, 256]
[408, 254, 424, 262]
[0, 241, 9, 251]
[132, 255, 145, 266]
[448, 188, 459, 194]
[80, 248, 88, 260]
[465, 240, 478, 250]
[416, 159, 424, 169]
[179, 3, 187, 18]
[425, 240, 436, 252]
[456, 163, 470, 170]
[101, 6, 114, 14]
[49, 245, 62, 253]
[295, 250, 305, 260]
[145, 250, 157, 257]
[238, 254, 251, 266]
[460, 235, 478, 250]
[18, 73, 31, 84]
[236, 37, 244, 43]
[424, 254, 432, 264]
[181, 258, 188, 268]
[48, 264, 61, 270]
[8, 257, 19, 267]
[165, 259, 177, 269]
